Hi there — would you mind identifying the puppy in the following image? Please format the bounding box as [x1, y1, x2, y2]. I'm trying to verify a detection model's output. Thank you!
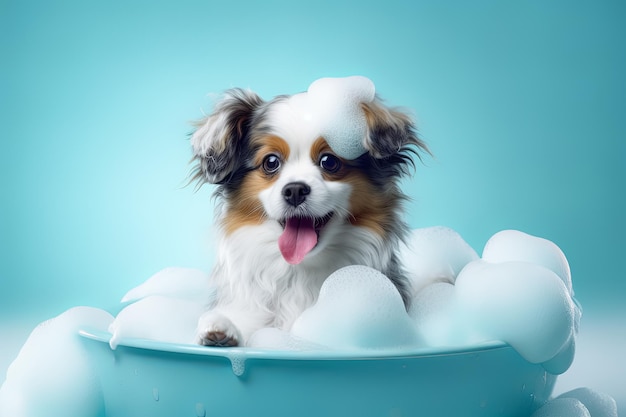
[190, 85, 428, 347]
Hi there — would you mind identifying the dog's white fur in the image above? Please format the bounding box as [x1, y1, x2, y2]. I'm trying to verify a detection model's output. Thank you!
[190, 87, 426, 347]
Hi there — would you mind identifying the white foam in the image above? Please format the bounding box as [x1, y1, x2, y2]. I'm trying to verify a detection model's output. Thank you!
[2, 227, 601, 415]
[307, 76, 375, 159]
[400, 226, 479, 295]
[401, 229, 582, 371]
[121, 267, 214, 304]
[408, 282, 466, 347]
[483, 230, 573, 296]
[109, 267, 215, 349]
[291, 265, 421, 350]
[226, 351, 246, 377]
[109, 295, 205, 349]
[0, 307, 113, 417]
[455, 259, 577, 364]
[531, 397, 591, 417]
[287, 76, 375, 159]
[541, 332, 577, 375]
[557, 387, 618, 417]
[532, 388, 619, 417]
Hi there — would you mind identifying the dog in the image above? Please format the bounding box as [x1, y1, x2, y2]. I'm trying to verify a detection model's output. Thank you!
[190, 82, 428, 347]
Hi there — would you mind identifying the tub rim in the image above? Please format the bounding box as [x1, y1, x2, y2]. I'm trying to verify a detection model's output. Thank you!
[79, 328, 511, 362]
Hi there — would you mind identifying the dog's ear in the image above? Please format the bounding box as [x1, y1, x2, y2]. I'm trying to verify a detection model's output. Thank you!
[191, 88, 263, 184]
[361, 99, 429, 159]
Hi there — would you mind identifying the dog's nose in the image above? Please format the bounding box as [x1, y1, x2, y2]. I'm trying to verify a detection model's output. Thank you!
[282, 182, 311, 207]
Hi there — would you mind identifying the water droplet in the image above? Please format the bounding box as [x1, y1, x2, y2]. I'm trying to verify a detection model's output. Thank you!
[195, 403, 206, 417]
[152, 388, 159, 401]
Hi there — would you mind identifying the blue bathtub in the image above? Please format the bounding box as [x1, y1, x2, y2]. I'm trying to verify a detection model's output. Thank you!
[79, 329, 556, 417]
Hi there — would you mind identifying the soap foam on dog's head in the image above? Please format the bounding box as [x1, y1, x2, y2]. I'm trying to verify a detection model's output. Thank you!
[286, 76, 376, 160]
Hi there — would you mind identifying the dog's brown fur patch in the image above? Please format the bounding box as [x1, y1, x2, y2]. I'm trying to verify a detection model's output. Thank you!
[252, 135, 291, 167]
[222, 135, 291, 235]
[344, 172, 397, 238]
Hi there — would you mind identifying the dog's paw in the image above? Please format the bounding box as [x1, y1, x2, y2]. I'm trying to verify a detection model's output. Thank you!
[195, 312, 241, 347]
[197, 330, 239, 347]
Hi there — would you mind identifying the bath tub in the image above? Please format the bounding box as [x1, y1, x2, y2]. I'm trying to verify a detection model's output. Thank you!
[79, 329, 556, 417]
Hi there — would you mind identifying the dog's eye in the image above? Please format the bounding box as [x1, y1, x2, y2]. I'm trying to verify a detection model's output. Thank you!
[319, 154, 342, 173]
[262, 154, 282, 174]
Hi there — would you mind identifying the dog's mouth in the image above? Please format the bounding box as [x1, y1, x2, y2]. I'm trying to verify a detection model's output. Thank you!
[278, 212, 334, 265]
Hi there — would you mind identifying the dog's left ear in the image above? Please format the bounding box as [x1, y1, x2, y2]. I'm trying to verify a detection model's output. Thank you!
[361, 99, 429, 159]
[190, 88, 264, 185]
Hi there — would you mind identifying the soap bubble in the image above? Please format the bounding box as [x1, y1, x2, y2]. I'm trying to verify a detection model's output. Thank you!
[109, 295, 206, 349]
[404, 229, 581, 371]
[286, 76, 375, 160]
[455, 260, 576, 364]
[531, 389, 619, 417]
[399, 226, 479, 296]
[557, 387, 618, 417]
[109, 267, 215, 349]
[0, 307, 113, 417]
[482, 230, 573, 295]
[531, 397, 591, 417]
[541, 333, 577, 375]
[306, 76, 375, 159]
[121, 267, 214, 304]
[291, 265, 421, 350]
[408, 282, 464, 347]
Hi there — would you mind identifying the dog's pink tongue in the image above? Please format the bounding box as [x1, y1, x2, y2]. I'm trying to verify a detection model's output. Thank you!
[278, 217, 318, 265]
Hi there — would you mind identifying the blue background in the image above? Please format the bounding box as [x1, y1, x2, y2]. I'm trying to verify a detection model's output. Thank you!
[1, 0, 625, 409]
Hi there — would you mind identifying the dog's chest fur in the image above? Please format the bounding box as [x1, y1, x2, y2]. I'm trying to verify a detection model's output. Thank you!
[212, 219, 395, 330]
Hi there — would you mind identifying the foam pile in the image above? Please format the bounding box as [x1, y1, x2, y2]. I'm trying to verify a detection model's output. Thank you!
[108, 267, 214, 349]
[399, 226, 479, 296]
[109, 295, 206, 349]
[531, 387, 618, 417]
[101, 228, 581, 370]
[0, 229, 616, 417]
[120, 267, 214, 304]
[0, 307, 113, 417]
[0, 269, 213, 417]
[406, 228, 580, 372]
[248, 228, 580, 373]
[290, 266, 421, 350]
[286, 76, 375, 159]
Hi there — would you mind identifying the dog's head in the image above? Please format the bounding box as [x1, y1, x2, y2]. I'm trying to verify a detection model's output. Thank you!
[190, 84, 428, 265]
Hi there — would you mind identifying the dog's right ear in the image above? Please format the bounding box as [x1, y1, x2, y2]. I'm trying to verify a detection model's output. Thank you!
[190, 88, 263, 185]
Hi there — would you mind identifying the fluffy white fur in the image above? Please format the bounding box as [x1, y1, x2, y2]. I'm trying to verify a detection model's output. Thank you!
[198, 221, 394, 345]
